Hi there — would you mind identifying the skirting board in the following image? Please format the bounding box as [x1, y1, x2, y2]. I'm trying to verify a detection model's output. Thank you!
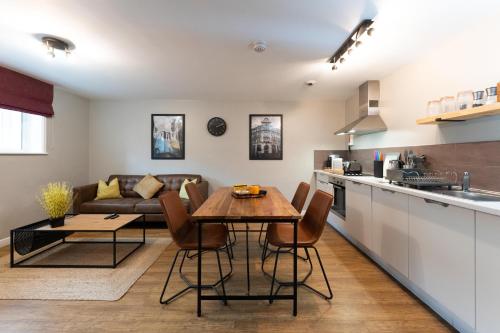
[0, 236, 9, 249]
[326, 215, 475, 333]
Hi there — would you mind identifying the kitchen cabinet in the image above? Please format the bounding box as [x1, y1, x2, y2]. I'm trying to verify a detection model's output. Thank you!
[408, 196, 475, 329]
[372, 187, 409, 277]
[316, 173, 332, 193]
[476, 212, 500, 333]
[345, 180, 372, 250]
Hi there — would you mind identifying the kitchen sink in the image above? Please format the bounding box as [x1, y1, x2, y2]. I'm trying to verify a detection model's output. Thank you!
[432, 190, 500, 202]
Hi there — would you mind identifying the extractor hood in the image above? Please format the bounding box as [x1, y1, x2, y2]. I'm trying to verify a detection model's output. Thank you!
[335, 80, 387, 136]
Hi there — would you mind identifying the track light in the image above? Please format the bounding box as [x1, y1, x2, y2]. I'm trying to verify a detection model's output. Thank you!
[328, 19, 374, 71]
[40, 35, 75, 59]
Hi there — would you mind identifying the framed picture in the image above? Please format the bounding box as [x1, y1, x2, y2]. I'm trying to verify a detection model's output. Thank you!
[249, 114, 283, 160]
[151, 114, 185, 160]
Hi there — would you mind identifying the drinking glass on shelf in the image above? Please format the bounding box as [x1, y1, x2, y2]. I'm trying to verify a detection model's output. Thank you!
[426, 100, 441, 116]
[456, 90, 474, 110]
[440, 96, 456, 113]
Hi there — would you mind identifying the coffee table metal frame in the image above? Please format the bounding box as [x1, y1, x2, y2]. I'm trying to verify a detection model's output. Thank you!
[10, 214, 146, 269]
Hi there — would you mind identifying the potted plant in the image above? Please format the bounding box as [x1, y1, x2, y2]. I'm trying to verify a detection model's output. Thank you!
[37, 182, 73, 228]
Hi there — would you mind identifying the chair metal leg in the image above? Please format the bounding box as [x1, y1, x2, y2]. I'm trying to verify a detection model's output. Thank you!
[262, 246, 333, 301]
[216, 250, 228, 305]
[258, 223, 266, 247]
[160, 246, 233, 306]
[261, 246, 313, 285]
[310, 246, 333, 300]
[269, 248, 280, 304]
[230, 222, 237, 245]
[160, 249, 190, 304]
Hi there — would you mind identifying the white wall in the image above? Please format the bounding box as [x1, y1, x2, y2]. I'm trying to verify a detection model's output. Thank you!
[89, 99, 345, 199]
[350, 15, 500, 149]
[0, 88, 90, 239]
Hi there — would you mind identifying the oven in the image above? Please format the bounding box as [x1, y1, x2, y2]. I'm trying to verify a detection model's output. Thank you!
[330, 177, 345, 218]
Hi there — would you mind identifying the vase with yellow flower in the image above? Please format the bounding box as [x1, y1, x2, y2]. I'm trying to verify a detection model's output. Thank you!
[37, 182, 73, 228]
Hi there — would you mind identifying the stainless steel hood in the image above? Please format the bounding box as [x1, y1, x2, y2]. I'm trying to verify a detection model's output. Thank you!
[335, 80, 387, 136]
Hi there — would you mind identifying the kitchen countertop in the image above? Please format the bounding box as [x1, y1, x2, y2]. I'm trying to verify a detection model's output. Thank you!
[315, 169, 500, 217]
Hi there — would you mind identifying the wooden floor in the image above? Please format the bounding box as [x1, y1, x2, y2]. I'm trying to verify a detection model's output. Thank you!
[0, 225, 455, 333]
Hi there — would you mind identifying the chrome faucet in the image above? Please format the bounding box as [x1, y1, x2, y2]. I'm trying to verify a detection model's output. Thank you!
[462, 172, 470, 192]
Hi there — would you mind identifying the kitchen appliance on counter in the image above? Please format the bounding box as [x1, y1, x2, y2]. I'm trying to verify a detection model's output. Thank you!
[343, 160, 363, 176]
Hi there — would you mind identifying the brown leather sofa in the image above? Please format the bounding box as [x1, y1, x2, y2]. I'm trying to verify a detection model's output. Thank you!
[72, 174, 208, 222]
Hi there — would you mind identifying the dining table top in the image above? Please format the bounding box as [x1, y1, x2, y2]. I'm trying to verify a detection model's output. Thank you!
[191, 186, 302, 222]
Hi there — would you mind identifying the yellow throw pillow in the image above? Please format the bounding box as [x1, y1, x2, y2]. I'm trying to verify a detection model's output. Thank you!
[133, 174, 164, 199]
[179, 178, 198, 200]
[95, 178, 123, 200]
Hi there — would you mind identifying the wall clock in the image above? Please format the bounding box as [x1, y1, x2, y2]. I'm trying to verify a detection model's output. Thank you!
[207, 117, 227, 136]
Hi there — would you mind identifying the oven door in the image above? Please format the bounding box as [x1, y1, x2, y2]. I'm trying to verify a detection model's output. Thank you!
[330, 183, 346, 218]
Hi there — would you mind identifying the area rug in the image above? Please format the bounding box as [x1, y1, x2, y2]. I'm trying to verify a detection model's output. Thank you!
[0, 237, 171, 301]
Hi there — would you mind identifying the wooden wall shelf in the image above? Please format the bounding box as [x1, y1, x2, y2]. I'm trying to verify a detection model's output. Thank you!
[416, 102, 500, 125]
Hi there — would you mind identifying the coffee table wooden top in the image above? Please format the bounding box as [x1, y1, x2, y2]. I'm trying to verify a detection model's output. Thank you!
[49, 214, 143, 231]
[191, 187, 301, 222]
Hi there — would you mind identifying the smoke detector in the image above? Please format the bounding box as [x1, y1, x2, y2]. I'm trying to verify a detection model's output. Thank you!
[250, 40, 267, 53]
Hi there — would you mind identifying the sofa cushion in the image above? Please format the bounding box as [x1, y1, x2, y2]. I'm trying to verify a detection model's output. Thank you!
[108, 174, 202, 198]
[155, 175, 202, 196]
[133, 174, 164, 199]
[135, 198, 191, 214]
[96, 178, 123, 200]
[80, 198, 143, 214]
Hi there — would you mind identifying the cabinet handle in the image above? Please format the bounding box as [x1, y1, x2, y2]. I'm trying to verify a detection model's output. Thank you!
[381, 188, 396, 194]
[424, 198, 449, 207]
[351, 181, 362, 185]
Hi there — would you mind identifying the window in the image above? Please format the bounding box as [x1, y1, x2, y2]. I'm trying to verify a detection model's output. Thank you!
[0, 108, 46, 154]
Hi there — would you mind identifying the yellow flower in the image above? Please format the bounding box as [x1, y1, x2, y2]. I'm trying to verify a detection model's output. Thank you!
[37, 182, 73, 219]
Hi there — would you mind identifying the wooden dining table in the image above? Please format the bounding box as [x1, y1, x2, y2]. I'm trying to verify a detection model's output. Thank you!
[191, 186, 302, 316]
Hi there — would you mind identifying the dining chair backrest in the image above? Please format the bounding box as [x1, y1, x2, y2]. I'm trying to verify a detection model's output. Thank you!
[159, 191, 193, 246]
[185, 182, 205, 212]
[301, 190, 333, 243]
[290, 182, 310, 213]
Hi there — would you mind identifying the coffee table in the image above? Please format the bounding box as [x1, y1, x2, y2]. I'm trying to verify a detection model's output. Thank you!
[10, 214, 145, 268]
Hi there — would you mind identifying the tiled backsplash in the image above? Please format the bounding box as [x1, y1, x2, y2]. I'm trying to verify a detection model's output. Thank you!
[315, 140, 500, 192]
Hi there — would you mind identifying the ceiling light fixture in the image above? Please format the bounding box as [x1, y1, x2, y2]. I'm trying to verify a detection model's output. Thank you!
[328, 19, 374, 71]
[40, 35, 75, 58]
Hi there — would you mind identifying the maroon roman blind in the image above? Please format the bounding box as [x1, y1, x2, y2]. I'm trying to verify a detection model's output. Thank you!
[0, 66, 54, 117]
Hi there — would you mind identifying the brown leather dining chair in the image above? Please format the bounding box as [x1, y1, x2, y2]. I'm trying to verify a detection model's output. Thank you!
[258, 182, 310, 247]
[262, 189, 333, 300]
[158, 191, 233, 305]
[185, 182, 237, 255]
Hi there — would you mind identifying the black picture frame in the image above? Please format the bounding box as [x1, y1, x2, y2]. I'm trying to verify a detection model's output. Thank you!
[249, 114, 283, 160]
[151, 114, 185, 160]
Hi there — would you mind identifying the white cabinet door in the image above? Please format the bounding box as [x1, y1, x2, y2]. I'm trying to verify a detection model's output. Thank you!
[372, 187, 409, 277]
[476, 212, 500, 333]
[408, 196, 475, 329]
[316, 173, 332, 193]
[346, 180, 372, 250]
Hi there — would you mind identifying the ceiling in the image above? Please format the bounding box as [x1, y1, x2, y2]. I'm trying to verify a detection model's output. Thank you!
[0, 0, 499, 101]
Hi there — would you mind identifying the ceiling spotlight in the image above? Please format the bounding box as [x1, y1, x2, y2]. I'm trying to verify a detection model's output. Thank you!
[327, 19, 374, 72]
[39, 35, 75, 58]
